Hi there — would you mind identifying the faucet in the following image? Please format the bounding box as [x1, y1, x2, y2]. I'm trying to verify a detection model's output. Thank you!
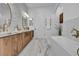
[3, 24, 6, 32]
[71, 28, 79, 38]
[3, 23, 9, 32]
[0, 25, 3, 32]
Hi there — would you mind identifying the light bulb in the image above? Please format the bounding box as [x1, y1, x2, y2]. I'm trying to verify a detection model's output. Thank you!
[22, 11, 29, 18]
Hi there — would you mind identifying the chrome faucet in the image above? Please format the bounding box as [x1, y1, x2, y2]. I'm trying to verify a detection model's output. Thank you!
[71, 28, 79, 38]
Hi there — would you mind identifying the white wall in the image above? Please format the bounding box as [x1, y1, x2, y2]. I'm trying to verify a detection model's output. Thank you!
[62, 3, 79, 21]
[28, 6, 59, 38]
[62, 3, 79, 41]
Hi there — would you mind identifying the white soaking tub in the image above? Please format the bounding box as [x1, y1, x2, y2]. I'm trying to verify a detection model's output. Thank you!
[50, 36, 79, 56]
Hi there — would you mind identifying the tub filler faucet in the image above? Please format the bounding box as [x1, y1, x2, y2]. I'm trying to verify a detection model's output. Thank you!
[71, 28, 79, 38]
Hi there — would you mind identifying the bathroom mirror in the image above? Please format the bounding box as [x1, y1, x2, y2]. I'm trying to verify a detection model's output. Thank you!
[14, 3, 30, 30]
[22, 12, 33, 30]
[12, 3, 33, 30]
[0, 3, 12, 32]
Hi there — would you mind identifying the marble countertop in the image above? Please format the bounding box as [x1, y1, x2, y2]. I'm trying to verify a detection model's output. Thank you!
[0, 28, 34, 38]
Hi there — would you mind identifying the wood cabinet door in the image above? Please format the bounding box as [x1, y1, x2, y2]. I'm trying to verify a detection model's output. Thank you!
[0, 38, 3, 56]
[21, 33, 25, 48]
[2, 37, 12, 56]
[0, 31, 33, 56]
[24, 32, 29, 46]
[10, 35, 18, 56]
[17, 34, 23, 54]
[24, 31, 32, 46]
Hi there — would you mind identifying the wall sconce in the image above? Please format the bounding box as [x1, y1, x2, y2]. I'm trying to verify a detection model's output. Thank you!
[22, 12, 30, 30]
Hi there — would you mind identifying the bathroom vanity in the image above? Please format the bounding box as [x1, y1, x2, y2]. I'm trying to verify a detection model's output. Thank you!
[0, 30, 34, 56]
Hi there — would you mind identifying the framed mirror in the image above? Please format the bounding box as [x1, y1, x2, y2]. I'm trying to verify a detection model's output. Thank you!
[0, 3, 12, 32]
[22, 12, 33, 30]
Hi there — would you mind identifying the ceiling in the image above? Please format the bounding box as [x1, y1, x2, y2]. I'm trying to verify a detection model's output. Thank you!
[25, 3, 58, 9]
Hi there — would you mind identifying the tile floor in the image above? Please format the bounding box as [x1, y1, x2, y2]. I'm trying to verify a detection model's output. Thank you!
[18, 37, 51, 56]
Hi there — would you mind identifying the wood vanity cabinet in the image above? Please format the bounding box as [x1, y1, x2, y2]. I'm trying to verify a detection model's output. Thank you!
[0, 30, 34, 56]
[0, 38, 3, 55]
[1, 37, 12, 56]
[17, 34, 23, 54]
[11, 35, 18, 56]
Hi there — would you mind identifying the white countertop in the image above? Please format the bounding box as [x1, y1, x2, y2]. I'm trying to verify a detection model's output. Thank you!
[0, 28, 34, 38]
[51, 36, 79, 56]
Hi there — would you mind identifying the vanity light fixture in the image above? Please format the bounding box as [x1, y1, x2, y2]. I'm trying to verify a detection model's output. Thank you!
[22, 11, 30, 30]
[22, 11, 29, 18]
[28, 18, 33, 26]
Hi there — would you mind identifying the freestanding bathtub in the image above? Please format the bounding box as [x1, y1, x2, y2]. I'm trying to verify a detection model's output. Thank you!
[48, 36, 79, 56]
